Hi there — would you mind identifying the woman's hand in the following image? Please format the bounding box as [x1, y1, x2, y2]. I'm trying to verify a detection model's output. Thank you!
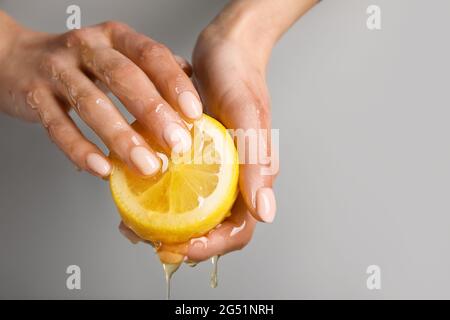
[192, 24, 278, 223]
[186, 0, 319, 261]
[182, 20, 278, 261]
[0, 11, 202, 178]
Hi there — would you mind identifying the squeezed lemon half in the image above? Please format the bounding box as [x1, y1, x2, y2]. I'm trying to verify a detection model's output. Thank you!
[109, 114, 239, 244]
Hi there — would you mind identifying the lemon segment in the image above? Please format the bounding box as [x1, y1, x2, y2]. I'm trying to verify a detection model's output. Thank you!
[109, 115, 239, 244]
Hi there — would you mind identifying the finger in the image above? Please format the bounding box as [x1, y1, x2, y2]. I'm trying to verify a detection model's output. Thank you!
[80, 46, 192, 154]
[186, 196, 257, 262]
[117, 222, 188, 264]
[28, 88, 111, 177]
[174, 55, 193, 77]
[242, 164, 277, 223]
[109, 25, 202, 120]
[217, 90, 278, 223]
[40, 56, 161, 176]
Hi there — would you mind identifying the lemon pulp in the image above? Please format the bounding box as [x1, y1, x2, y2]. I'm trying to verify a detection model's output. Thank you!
[109, 114, 239, 244]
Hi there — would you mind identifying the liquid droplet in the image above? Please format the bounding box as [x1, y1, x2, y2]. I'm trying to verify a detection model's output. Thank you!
[26, 90, 41, 110]
[67, 87, 78, 109]
[50, 65, 59, 80]
[185, 260, 198, 268]
[157, 152, 169, 173]
[210, 255, 220, 288]
[148, 240, 162, 250]
[162, 262, 181, 300]
[155, 103, 163, 113]
[230, 220, 246, 237]
[104, 72, 112, 85]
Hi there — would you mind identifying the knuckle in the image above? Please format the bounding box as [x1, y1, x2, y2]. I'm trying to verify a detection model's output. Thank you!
[46, 120, 61, 139]
[102, 20, 129, 32]
[22, 83, 42, 103]
[72, 93, 108, 119]
[41, 110, 63, 133]
[65, 28, 90, 45]
[37, 105, 53, 126]
[257, 97, 270, 112]
[253, 88, 270, 110]
[44, 118, 69, 148]
[40, 53, 63, 74]
[23, 83, 41, 95]
[139, 42, 171, 61]
[67, 142, 86, 165]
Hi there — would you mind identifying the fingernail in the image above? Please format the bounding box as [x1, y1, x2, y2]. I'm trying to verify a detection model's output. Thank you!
[163, 123, 192, 154]
[178, 91, 202, 119]
[86, 153, 111, 177]
[256, 187, 276, 223]
[130, 146, 160, 175]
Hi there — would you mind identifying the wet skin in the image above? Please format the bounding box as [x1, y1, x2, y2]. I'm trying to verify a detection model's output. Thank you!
[0, 15, 201, 178]
[0, 0, 319, 262]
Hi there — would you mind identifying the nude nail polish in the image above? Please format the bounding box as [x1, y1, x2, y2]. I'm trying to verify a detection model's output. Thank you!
[163, 123, 192, 154]
[86, 153, 111, 177]
[256, 187, 277, 223]
[130, 146, 160, 175]
[178, 91, 202, 119]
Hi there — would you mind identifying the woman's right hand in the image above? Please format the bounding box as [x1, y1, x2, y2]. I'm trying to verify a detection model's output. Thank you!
[0, 11, 202, 178]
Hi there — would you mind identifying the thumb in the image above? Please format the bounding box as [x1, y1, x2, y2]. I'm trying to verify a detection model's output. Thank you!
[238, 127, 279, 223]
[240, 161, 277, 223]
[218, 95, 278, 223]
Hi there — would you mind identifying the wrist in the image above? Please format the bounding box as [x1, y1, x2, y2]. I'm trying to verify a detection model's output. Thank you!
[198, 0, 319, 67]
[201, 2, 278, 65]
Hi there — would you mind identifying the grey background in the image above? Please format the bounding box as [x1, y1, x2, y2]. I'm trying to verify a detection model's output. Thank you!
[0, 0, 449, 299]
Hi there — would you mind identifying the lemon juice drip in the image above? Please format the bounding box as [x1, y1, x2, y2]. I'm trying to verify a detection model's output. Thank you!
[162, 262, 180, 300]
[210, 255, 220, 288]
[185, 261, 198, 268]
